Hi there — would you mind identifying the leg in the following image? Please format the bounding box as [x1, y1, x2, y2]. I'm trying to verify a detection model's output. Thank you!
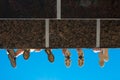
[77, 48, 84, 67]
[7, 49, 16, 68]
[103, 48, 109, 61]
[23, 49, 30, 60]
[99, 50, 105, 67]
[62, 48, 71, 67]
[45, 49, 54, 63]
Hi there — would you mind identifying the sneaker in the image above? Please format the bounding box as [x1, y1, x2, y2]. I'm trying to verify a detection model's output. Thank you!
[23, 49, 30, 60]
[45, 49, 54, 63]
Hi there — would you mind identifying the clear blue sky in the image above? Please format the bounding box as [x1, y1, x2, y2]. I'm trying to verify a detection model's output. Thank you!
[0, 48, 120, 80]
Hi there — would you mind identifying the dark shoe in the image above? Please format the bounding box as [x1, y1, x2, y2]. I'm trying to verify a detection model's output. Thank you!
[8, 54, 16, 68]
[45, 49, 54, 63]
[23, 49, 30, 60]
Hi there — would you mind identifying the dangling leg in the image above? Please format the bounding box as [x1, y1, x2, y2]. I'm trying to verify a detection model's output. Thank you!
[103, 48, 109, 62]
[7, 49, 16, 68]
[99, 49, 105, 67]
[23, 49, 30, 60]
[62, 48, 71, 67]
[45, 49, 54, 63]
[77, 48, 84, 67]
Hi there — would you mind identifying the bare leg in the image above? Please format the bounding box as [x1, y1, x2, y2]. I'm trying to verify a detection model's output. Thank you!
[62, 48, 71, 67]
[99, 50, 104, 67]
[7, 49, 16, 68]
[103, 48, 109, 61]
[77, 48, 84, 67]
[45, 49, 54, 63]
[23, 49, 30, 60]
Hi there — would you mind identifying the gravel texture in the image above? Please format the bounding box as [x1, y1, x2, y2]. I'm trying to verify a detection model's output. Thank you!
[0, 20, 45, 48]
[101, 20, 120, 47]
[49, 20, 96, 48]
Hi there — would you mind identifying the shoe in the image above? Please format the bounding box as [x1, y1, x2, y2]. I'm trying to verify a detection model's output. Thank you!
[23, 49, 30, 60]
[8, 53, 16, 68]
[45, 49, 54, 63]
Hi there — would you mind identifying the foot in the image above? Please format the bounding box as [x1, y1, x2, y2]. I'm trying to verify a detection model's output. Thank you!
[23, 49, 30, 60]
[78, 58, 84, 67]
[65, 58, 71, 67]
[45, 49, 54, 63]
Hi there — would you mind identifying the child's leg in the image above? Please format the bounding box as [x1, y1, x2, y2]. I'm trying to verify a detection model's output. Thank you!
[62, 48, 71, 67]
[23, 49, 30, 60]
[77, 48, 84, 67]
[77, 48, 83, 56]
[7, 49, 16, 57]
[62, 48, 71, 56]
[103, 48, 109, 61]
[7, 49, 16, 68]
[99, 50, 105, 67]
[45, 49, 54, 63]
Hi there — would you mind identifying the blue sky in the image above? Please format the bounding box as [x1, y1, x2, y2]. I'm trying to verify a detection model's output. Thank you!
[0, 48, 120, 80]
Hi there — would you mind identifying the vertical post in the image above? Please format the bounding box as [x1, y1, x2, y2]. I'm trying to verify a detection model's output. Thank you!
[45, 19, 49, 48]
[96, 19, 100, 47]
[57, 0, 61, 19]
